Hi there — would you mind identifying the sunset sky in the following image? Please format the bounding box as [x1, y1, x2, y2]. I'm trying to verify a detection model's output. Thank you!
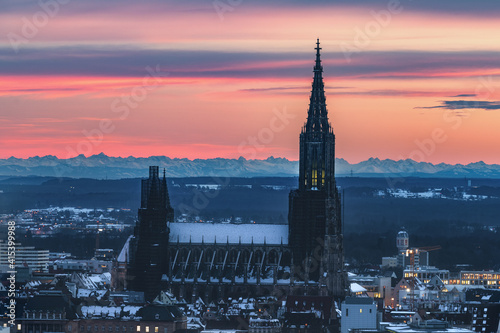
[2, 0, 500, 164]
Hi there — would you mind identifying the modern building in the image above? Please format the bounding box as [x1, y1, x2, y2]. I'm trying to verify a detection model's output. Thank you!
[460, 271, 500, 287]
[0, 240, 49, 272]
[123, 40, 347, 303]
[398, 248, 429, 269]
[403, 266, 450, 284]
[341, 297, 377, 333]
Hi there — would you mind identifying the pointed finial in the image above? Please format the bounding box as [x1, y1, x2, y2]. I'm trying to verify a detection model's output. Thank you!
[315, 38, 322, 70]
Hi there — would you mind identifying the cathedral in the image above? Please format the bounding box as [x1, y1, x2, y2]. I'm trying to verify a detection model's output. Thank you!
[123, 40, 347, 302]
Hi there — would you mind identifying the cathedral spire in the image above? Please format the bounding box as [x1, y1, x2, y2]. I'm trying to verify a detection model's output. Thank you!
[298, 39, 336, 193]
[306, 38, 329, 134]
[289, 40, 346, 298]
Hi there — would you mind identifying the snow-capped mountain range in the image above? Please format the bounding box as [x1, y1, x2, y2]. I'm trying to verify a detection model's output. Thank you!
[1, 153, 499, 179]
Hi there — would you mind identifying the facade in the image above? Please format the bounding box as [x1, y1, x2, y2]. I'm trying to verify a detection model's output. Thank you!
[248, 317, 281, 333]
[348, 274, 392, 306]
[0, 240, 49, 272]
[340, 297, 377, 333]
[403, 266, 450, 284]
[470, 304, 500, 333]
[397, 249, 429, 269]
[283, 295, 338, 332]
[382, 257, 398, 268]
[16, 291, 76, 333]
[15, 291, 187, 333]
[460, 271, 500, 287]
[125, 40, 346, 303]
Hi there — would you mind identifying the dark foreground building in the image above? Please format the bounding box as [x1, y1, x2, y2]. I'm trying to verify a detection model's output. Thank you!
[128, 166, 174, 301]
[288, 39, 347, 297]
[123, 40, 347, 303]
[14, 291, 187, 333]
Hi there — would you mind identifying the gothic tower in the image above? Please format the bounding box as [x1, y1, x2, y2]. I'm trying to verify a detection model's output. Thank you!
[288, 39, 347, 298]
[128, 166, 174, 301]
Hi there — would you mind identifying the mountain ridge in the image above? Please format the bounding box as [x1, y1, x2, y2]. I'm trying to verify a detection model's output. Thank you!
[1, 154, 500, 179]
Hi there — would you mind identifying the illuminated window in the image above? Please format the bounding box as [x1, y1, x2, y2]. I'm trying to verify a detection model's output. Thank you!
[17, 324, 21, 331]
[155, 328, 158, 333]
[136, 326, 140, 332]
[360, 309, 363, 314]
[145, 327, 149, 333]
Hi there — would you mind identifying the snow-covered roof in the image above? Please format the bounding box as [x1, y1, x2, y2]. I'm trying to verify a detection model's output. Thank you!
[117, 236, 133, 263]
[169, 222, 288, 245]
[25, 281, 42, 289]
[77, 289, 107, 300]
[71, 272, 110, 289]
[350, 283, 367, 293]
[80, 305, 141, 319]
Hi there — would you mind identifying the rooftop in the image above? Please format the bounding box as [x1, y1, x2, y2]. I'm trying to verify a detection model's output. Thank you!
[169, 222, 288, 245]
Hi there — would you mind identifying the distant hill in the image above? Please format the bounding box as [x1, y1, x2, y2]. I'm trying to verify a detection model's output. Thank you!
[1, 153, 500, 179]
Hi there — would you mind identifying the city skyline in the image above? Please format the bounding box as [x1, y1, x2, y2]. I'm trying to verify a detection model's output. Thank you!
[2, 0, 500, 164]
